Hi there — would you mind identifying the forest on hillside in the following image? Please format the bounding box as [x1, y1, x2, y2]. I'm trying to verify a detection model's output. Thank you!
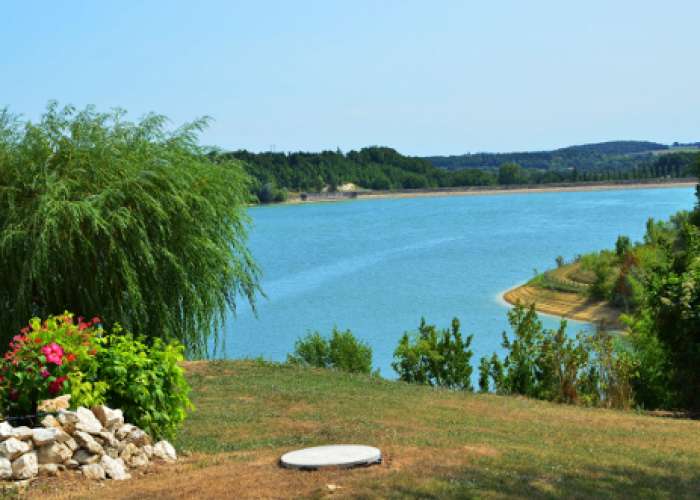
[216, 144, 699, 203]
[424, 140, 698, 171]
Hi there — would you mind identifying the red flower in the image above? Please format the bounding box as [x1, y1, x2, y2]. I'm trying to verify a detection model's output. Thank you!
[91, 317, 101, 324]
[48, 376, 67, 395]
[40, 367, 50, 378]
[34, 337, 43, 344]
[66, 353, 76, 363]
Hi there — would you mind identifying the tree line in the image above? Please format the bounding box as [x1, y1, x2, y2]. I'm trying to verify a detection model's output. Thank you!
[214, 146, 698, 203]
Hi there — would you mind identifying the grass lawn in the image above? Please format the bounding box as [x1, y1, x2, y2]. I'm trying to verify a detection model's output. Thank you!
[31, 360, 700, 499]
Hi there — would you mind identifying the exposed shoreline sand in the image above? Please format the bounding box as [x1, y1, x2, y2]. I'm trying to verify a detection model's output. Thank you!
[286, 179, 696, 204]
[501, 283, 624, 330]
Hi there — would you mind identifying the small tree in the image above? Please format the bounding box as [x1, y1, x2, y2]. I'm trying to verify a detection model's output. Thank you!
[392, 318, 474, 390]
[287, 328, 374, 375]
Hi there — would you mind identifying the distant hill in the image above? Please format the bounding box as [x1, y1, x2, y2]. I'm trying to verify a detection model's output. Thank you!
[424, 140, 680, 172]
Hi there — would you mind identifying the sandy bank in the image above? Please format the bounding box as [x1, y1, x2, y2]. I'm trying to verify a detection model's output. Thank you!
[285, 179, 696, 204]
[502, 284, 624, 330]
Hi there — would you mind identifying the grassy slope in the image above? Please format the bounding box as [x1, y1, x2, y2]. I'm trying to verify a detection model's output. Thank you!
[34, 361, 700, 499]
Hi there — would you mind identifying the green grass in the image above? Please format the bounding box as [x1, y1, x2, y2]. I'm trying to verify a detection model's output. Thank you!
[174, 360, 700, 499]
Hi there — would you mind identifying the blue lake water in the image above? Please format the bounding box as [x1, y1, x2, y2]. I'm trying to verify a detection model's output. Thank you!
[224, 186, 695, 377]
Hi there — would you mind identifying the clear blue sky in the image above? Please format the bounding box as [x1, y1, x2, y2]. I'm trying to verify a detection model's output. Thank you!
[2, 1, 698, 155]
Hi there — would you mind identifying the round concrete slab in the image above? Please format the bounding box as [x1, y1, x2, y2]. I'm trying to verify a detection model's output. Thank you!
[280, 445, 382, 470]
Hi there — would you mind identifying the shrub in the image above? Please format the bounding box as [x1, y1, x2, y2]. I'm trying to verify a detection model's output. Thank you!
[96, 327, 193, 440]
[287, 328, 374, 374]
[392, 318, 473, 390]
[481, 304, 636, 408]
[0, 313, 107, 418]
[0, 103, 260, 355]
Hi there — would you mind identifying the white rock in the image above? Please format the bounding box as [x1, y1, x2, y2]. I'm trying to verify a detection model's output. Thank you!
[152, 441, 177, 462]
[74, 431, 105, 456]
[32, 427, 59, 446]
[115, 424, 134, 440]
[104, 446, 119, 459]
[11, 451, 38, 479]
[38, 463, 60, 476]
[64, 437, 78, 452]
[127, 452, 149, 469]
[100, 455, 131, 480]
[126, 428, 151, 447]
[119, 442, 139, 462]
[0, 457, 11, 479]
[38, 394, 71, 413]
[64, 459, 80, 469]
[75, 407, 103, 434]
[40, 414, 62, 429]
[0, 422, 14, 440]
[0, 438, 30, 460]
[81, 463, 105, 480]
[57, 410, 79, 433]
[37, 442, 72, 464]
[98, 431, 119, 448]
[12, 427, 33, 441]
[92, 406, 124, 430]
[142, 444, 153, 458]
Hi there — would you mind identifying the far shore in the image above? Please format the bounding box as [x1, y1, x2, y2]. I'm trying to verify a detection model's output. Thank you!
[284, 178, 696, 205]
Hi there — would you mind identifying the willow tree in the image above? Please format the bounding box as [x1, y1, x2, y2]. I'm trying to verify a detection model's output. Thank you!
[0, 103, 260, 356]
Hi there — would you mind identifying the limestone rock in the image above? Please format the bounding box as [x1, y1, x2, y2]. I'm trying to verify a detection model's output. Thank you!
[92, 406, 124, 430]
[0, 422, 14, 441]
[152, 441, 177, 462]
[37, 394, 71, 413]
[37, 442, 72, 464]
[104, 446, 119, 459]
[0, 438, 30, 460]
[57, 411, 79, 433]
[100, 455, 131, 480]
[126, 428, 150, 447]
[115, 424, 134, 441]
[12, 427, 33, 441]
[11, 452, 38, 480]
[74, 431, 105, 456]
[126, 452, 149, 469]
[75, 407, 103, 434]
[142, 444, 153, 459]
[40, 414, 62, 429]
[64, 437, 78, 452]
[38, 463, 59, 476]
[98, 431, 119, 448]
[119, 442, 139, 462]
[64, 459, 80, 469]
[73, 449, 100, 465]
[81, 463, 105, 480]
[32, 427, 60, 446]
[0, 457, 11, 479]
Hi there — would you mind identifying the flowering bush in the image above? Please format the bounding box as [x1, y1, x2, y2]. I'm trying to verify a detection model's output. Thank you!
[0, 313, 107, 417]
[1, 312, 191, 438]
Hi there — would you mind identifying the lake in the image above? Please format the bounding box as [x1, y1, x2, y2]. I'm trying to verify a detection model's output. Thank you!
[224, 186, 695, 377]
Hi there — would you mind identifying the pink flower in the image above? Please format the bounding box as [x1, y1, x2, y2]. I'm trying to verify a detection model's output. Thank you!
[41, 342, 64, 366]
[40, 367, 50, 378]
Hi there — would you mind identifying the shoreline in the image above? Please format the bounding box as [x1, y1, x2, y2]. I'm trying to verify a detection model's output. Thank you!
[283, 179, 696, 205]
[501, 283, 624, 330]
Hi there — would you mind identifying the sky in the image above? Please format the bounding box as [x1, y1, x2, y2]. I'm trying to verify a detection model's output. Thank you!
[2, 1, 699, 155]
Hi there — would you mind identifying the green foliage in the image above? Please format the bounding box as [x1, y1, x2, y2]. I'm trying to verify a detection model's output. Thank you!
[497, 162, 529, 185]
[0, 313, 106, 417]
[287, 328, 374, 375]
[615, 235, 631, 258]
[392, 318, 474, 390]
[96, 326, 193, 440]
[481, 304, 636, 408]
[0, 103, 260, 355]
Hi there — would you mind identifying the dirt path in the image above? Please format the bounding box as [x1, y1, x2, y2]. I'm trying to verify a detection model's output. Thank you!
[503, 284, 623, 329]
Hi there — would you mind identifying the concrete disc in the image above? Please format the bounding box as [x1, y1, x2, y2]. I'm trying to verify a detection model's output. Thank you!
[280, 445, 382, 470]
